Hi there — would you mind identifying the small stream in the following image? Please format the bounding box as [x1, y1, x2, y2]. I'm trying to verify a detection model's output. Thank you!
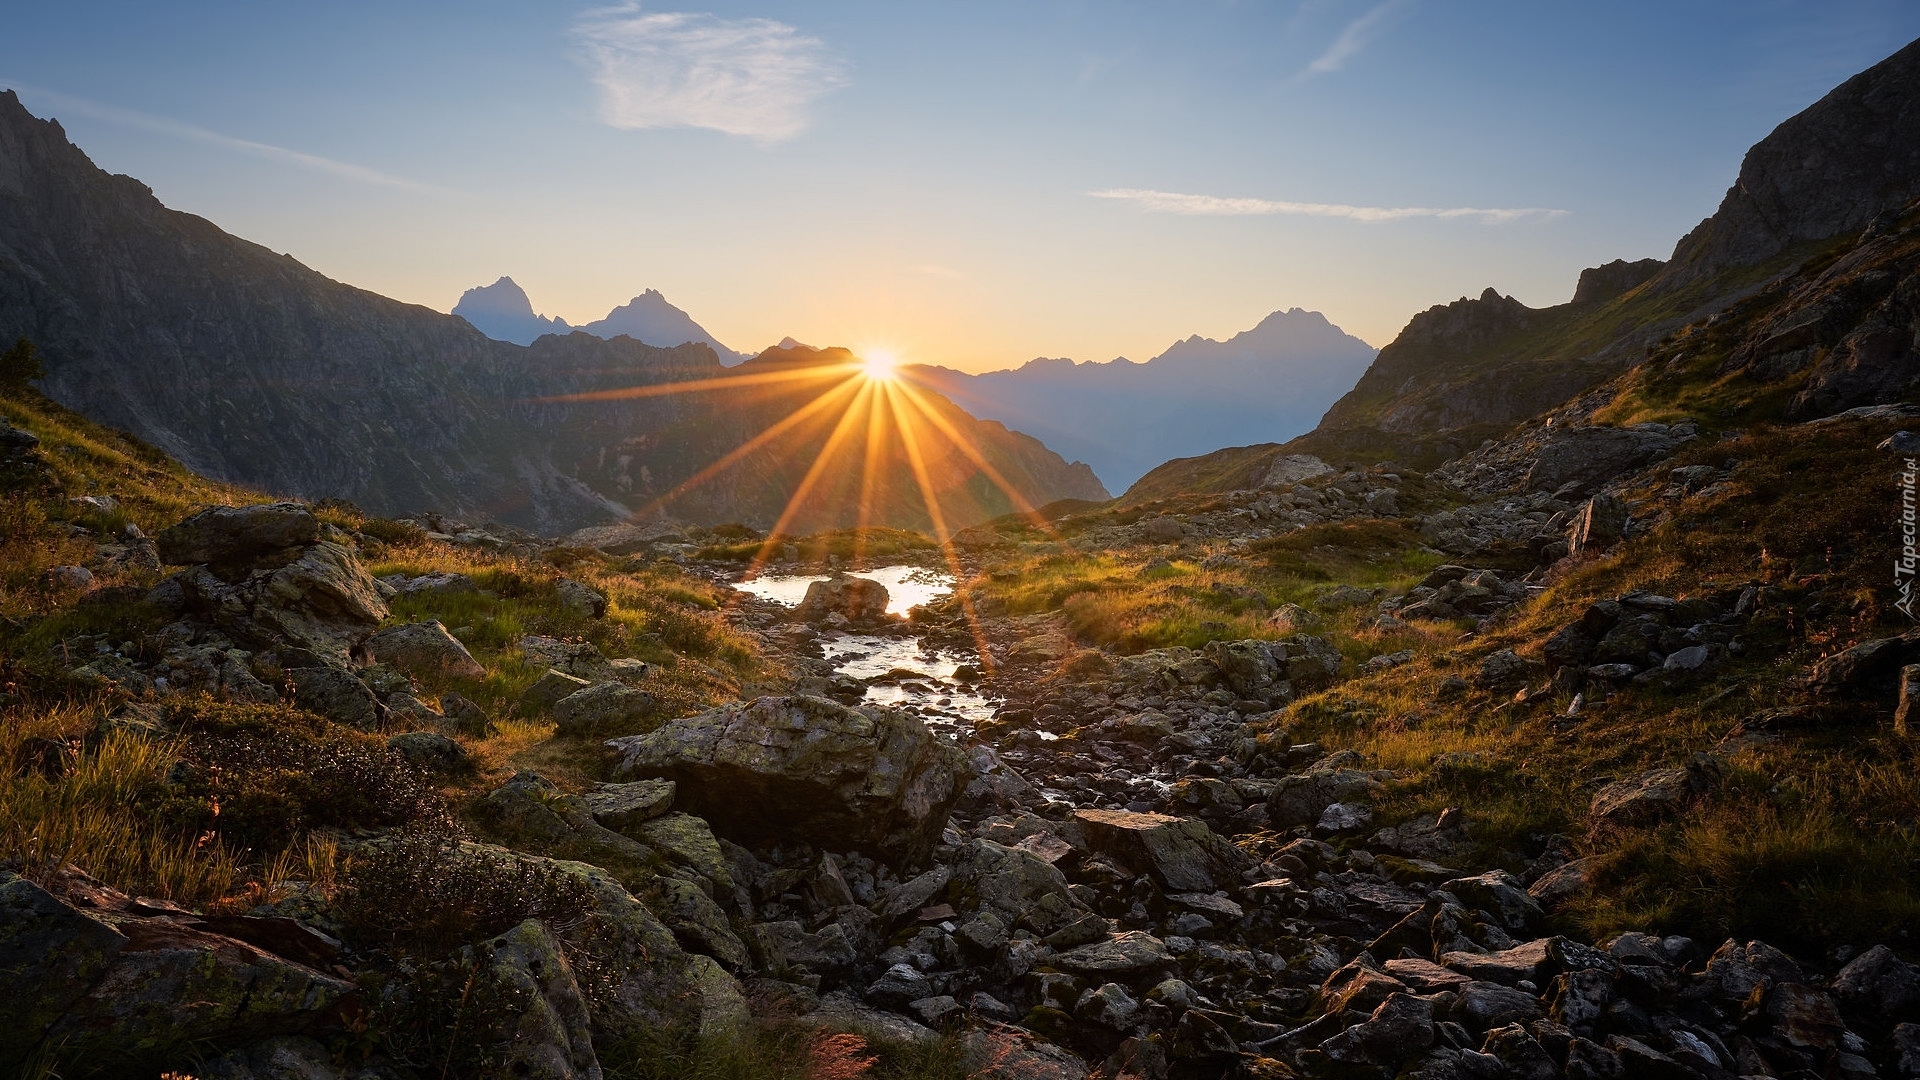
[732, 565, 1000, 733]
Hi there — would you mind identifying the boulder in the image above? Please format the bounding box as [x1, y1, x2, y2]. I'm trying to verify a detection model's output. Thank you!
[364, 620, 485, 680]
[163, 542, 388, 664]
[580, 780, 676, 831]
[947, 839, 1089, 936]
[1524, 426, 1685, 494]
[1261, 454, 1335, 488]
[607, 695, 972, 865]
[522, 669, 594, 713]
[1053, 931, 1178, 980]
[459, 920, 602, 1080]
[555, 578, 608, 618]
[1589, 755, 1723, 828]
[1834, 944, 1920, 1023]
[0, 876, 129, 1070]
[386, 731, 470, 775]
[794, 574, 891, 623]
[156, 502, 322, 571]
[439, 691, 493, 737]
[1072, 809, 1250, 892]
[1268, 769, 1378, 828]
[1321, 992, 1435, 1066]
[553, 683, 659, 737]
[521, 637, 623, 683]
[287, 666, 381, 729]
[1567, 494, 1628, 557]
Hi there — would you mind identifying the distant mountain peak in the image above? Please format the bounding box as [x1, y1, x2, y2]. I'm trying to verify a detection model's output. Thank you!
[452, 277, 569, 345]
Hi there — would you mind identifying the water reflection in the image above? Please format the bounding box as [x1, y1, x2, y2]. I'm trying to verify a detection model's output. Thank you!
[733, 564, 952, 616]
[733, 565, 997, 730]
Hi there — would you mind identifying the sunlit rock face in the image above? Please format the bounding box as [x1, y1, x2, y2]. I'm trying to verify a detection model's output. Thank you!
[607, 694, 973, 866]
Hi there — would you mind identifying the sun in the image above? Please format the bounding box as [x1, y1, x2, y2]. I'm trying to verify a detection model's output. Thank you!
[859, 348, 901, 382]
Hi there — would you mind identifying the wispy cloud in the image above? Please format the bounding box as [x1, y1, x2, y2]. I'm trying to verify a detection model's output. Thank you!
[6, 83, 450, 193]
[1089, 188, 1567, 225]
[1299, 0, 1413, 80]
[572, 5, 846, 142]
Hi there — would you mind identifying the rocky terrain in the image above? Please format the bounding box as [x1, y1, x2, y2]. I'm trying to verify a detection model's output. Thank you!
[0, 92, 1103, 534]
[8, 28, 1920, 1080]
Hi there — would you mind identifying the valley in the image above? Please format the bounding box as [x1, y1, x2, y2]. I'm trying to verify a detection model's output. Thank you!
[4, 24, 1920, 1080]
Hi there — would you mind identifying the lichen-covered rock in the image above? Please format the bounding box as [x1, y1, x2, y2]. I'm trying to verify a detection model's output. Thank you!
[580, 780, 676, 831]
[364, 619, 485, 680]
[287, 666, 381, 729]
[0, 876, 128, 1071]
[553, 682, 658, 737]
[522, 669, 594, 713]
[386, 731, 470, 775]
[521, 636, 622, 683]
[460, 920, 602, 1080]
[1267, 768, 1378, 828]
[165, 542, 388, 664]
[946, 839, 1090, 937]
[1053, 931, 1177, 980]
[607, 695, 972, 865]
[1071, 809, 1250, 892]
[156, 502, 322, 571]
[555, 578, 608, 618]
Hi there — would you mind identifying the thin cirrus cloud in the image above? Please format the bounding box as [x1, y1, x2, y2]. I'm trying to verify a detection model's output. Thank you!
[1089, 188, 1568, 225]
[1299, 0, 1414, 81]
[572, 5, 847, 142]
[4, 83, 452, 194]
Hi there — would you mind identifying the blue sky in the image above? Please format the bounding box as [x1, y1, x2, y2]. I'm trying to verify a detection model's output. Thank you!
[6, 1, 1917, 370]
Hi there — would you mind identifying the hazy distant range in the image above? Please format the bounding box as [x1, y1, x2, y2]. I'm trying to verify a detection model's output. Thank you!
[907, 309, 1377, 491]
[453, 276, 749, 364]
[454, 278, 1376, 493]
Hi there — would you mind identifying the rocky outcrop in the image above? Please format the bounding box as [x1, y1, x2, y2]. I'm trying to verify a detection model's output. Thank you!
[1, 873, 357, 1072]
[1666, 38, 1920, 283]
[608, 695, 973, 865]
[150, 503, 387, 665]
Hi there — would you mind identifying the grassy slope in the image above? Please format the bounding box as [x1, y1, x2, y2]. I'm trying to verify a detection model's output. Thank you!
[1041, 416, 1920, 955]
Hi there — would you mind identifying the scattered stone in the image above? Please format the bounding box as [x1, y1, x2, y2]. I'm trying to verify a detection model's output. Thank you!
[364, 619, 486, 679]
[552, 682, 659, 737]
[1073, 808, 1250, 892]
[386, 731, 470, 775]
[555, 578, 608, 618]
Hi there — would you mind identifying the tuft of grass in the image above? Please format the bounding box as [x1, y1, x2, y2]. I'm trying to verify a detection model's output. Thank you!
[599, 1007, 973, 1080]
[0, 703, 240, 904]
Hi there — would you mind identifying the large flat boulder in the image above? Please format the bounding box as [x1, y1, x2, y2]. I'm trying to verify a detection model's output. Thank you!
[1071, 809, 1249, 892]
[607, 695, 972, 866]
[156, 502, 321, 571]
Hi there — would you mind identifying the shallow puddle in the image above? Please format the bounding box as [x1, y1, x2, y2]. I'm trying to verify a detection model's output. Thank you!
[734, 565, 998, 730]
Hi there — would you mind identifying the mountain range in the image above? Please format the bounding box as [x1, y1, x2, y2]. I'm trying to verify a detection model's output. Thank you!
[0, 92, 1104, 533]
[904, 307, 1376, 491]
[452, 277, 749, 364]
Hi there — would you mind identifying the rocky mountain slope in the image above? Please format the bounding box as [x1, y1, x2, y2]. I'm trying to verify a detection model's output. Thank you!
[1131, 36, 1920, 496]
[0, 91, 1097, 534]
[907, 308, 1377, 491]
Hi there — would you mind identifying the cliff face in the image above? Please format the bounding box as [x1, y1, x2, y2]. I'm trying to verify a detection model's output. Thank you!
[0, 92, 1102, 532]
[1664, 37, 1920, 284]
